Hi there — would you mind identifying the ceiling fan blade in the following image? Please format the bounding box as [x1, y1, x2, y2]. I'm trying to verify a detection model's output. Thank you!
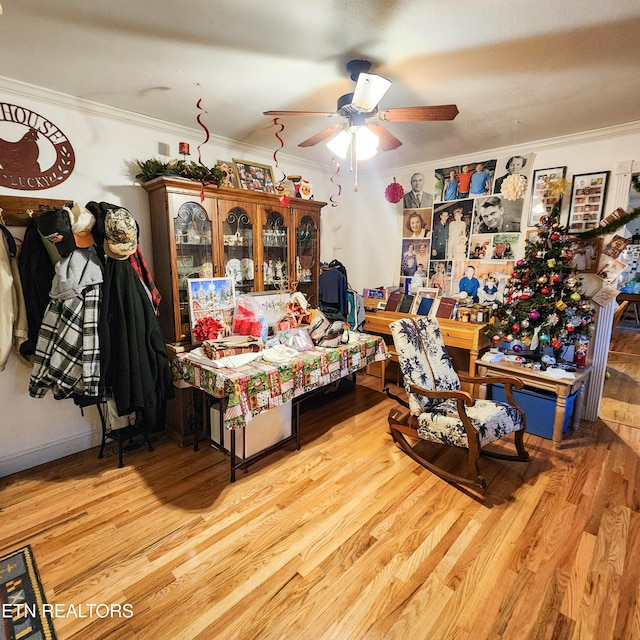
[263, 110, 337, 118]
[351, 73, 392, 112]
[377, 104, 459, 122]
[366, 123, 403, 151]
[298, 123, 346, 147]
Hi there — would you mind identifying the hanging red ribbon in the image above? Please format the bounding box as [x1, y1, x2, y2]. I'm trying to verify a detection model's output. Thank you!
[271, 117, 287, 183]
[196, 97, 210, 165]
[330, 157, 342, 207]
[194, 93, 211, 201]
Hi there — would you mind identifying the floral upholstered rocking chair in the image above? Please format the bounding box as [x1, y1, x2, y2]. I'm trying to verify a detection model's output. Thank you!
[388, 316, 529, 491]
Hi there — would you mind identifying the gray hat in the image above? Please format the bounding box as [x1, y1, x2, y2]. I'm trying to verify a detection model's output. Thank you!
[103, 206, 137, 260]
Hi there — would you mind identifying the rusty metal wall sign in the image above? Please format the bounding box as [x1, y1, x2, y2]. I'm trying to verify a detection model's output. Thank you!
[0, 102, 76, 190]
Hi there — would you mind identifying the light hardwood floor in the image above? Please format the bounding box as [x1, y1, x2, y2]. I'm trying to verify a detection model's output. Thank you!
[2, 363, 640, 640]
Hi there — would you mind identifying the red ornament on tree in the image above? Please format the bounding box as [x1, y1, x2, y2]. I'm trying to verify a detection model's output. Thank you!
[384, 178, 404, 204]
[550, 232, 560, 241]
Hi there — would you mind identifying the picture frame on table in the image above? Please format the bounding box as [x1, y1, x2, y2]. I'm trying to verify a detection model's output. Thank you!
[568, 171, 610, 234]
[232, 159, 276, 194]
[568, 237, 602, 273]
[410, 287, 440, 315]
[187, 277, 236, 342]
[528, 166, 566, 227]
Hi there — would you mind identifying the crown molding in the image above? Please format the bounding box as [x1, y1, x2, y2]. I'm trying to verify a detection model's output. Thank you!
[400, 121, 640, 176]
[0, 75, 327, 176]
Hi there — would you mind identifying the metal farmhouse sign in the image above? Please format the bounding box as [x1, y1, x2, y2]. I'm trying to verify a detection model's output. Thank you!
[0, 102, 75, 190]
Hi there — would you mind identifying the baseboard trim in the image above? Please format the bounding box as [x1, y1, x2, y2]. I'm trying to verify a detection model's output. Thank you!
[0, 428, 102, 478]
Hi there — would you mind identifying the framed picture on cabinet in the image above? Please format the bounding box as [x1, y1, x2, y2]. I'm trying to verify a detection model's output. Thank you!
[528, 166, 566, 227]
[216, 160, 237, 188]
[187, 277, 236, 342]
[232, 159, 276, 194]
[568, 171, 610, 234]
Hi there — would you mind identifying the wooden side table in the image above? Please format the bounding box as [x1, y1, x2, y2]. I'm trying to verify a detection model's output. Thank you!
[475, 359, 592, 448]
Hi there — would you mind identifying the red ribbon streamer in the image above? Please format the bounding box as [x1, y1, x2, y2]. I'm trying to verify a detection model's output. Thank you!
[330, 157, 342, 207]
[196, 98, 210, 164]
[196, 97, 210, 201]
[272, 118, 286, 183]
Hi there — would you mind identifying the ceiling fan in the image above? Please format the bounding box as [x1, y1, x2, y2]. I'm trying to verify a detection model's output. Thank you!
[264, 59, 459, 160]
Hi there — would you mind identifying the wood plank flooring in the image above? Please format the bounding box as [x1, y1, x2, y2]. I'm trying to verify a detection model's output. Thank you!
[601, 323, 640, 428]
[2, 370, 640, 639]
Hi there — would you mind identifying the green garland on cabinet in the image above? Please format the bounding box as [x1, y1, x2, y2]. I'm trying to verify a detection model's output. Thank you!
[135, 158, 224, 186]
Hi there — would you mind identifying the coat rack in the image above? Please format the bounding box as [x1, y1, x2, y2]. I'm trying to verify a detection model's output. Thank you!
[0, 194, 70, 227]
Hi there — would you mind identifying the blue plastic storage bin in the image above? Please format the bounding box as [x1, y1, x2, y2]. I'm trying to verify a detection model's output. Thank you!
[489, 384, 577, 440]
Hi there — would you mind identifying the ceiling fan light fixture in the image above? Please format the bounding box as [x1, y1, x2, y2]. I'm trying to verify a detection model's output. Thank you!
[326, 129, 352, 159]
[354, 126, 379, 160]
[326, 126, 379, 161]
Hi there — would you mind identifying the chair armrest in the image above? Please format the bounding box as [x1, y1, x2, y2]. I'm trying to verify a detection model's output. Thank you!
[408, 384, 473, 407]
[408, 383, 479, 446]
[459, 374, 525, 418]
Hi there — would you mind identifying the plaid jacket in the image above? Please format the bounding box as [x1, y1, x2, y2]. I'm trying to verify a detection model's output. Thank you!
[29, 284, 102, 399]
[129, 247, 161, 315]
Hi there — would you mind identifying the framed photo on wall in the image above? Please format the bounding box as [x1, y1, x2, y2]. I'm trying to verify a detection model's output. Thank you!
[525, 229, 541, 246]
[568, 237, 602, 273]
[232, 159, 276, 194]
[568, 171, 610, 234]
[528, 166, 566, 227]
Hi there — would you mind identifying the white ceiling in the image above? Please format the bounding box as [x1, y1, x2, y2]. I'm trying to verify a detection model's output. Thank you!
[2, 0, 640, 173]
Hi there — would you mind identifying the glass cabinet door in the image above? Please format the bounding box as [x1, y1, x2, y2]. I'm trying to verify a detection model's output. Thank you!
[222, 206, 255, 293]
[174, 200, 213, 338]
[295, 215, 319, 305]
[262, 210, 289, 291]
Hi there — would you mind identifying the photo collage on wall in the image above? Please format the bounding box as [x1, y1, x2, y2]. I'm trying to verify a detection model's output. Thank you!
[400, 154, 535, 304]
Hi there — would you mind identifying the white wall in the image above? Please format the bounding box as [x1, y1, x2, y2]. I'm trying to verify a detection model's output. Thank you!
[325, 122, 640, 294]
[0, 77, 331, 476]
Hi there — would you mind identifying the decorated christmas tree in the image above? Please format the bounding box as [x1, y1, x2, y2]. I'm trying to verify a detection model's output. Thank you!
[485, 201, 595, 359]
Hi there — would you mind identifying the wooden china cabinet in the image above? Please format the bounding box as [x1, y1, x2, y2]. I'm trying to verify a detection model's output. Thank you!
[142, 176, 324, 445]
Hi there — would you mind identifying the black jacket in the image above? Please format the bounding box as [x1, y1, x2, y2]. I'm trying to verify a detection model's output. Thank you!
[99, 258, 174, 431]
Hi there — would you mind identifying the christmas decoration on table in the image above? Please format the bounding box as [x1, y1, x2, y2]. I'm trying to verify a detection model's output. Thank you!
[484, 198, 595, 361]
[385, 177, 405, 204]
[192, 316, 225, 342]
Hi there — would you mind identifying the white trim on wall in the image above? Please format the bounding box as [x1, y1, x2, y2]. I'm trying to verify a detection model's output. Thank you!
[583, 159, 637, 421]
[0, 75, 329, 178]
